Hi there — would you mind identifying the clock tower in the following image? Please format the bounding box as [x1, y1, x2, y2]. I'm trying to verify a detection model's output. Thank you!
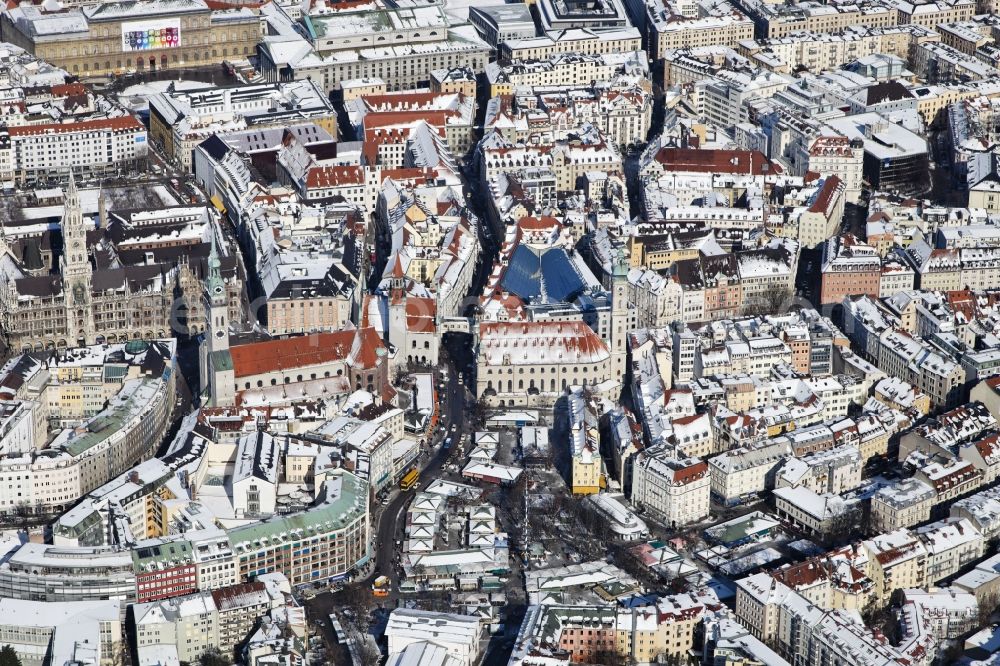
[60, 171, 95, 347]
[199, 233, 235, 407]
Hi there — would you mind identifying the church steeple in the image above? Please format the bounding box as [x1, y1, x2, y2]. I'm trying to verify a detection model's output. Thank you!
[199, 229, 235, 407]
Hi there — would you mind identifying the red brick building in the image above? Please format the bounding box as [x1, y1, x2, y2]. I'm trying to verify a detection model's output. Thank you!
[132, 540, 198, 603]
[820, 233, 882, 305]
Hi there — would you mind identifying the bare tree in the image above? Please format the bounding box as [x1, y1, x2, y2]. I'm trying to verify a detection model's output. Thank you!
[858, 504, 879, 538]
[342, 585, 375, 632]
[979, 589, 1000, 626]
[592, 649, 629, 666]
[197, 647, 232, 666]
[608, 544, 659, 589]
[471, 399, 490, 430]
[354, 632, 381, 666]
[861, 591, 902, 646]
[936, 640, 963, 665]
[818, 504, 863, 549]
[660, 654, 685, 666]
[743, 285, 792, 317]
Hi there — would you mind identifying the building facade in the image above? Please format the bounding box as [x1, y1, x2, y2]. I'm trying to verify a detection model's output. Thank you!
[630, 453, 710, 528]
[1, 0, 260, 78]
[0, 178, 243, 353]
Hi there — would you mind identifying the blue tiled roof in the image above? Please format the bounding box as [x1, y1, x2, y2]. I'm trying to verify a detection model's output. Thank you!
[500, 245, 586, 304]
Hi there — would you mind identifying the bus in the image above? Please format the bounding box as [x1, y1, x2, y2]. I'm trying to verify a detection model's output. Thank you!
[400, 468, 419, 491]
[330, 615, 348, 644]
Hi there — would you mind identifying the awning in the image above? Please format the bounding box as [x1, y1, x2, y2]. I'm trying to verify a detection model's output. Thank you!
[210, 195, 226, 214]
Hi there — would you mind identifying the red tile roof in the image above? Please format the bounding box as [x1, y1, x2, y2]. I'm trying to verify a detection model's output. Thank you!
[203, 0, 269, 8]
[230, 328, 385, 378]
[478, 321, 609, 363]
[875, 541, 919, 565]
[517, 215, 560, 230]
[362, 91, 456, 109]
[365, 110, 458, 129]
[406, 297, 437, 334]
[8, 115, 143, 136]
[305, 165, 365, 189]
[51, 83, 88, 97]
[653, 148, 780, 175]
[808, 175, 843, 214]
[389, 254, 406, 279]
[670, 460, 709, 485]
[773, 559, 829, 587]
[809, 135, 854, 156]
[230, 331, 356, 378]
[379, 168, 439, 184]
[211, 581, 266, 610]
[348, 327, 385, 369]
[671, 413, 703, 426]
[975, 433, 1000, 463]
[925, 463, 980, 493]
[945, 289, 977, 322]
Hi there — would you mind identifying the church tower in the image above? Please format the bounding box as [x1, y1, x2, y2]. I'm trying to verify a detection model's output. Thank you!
[386, 255, 408, 367]
[609, 247, 629, 383]
[199, 234, 235, 407]
[60, 171, 95, 347]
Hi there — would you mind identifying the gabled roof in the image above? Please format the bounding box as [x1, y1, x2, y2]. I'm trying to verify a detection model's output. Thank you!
[229, 328, 385, 377]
